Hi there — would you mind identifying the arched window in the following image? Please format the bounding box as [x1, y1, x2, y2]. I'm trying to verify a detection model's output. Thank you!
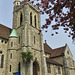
[10, 65, 11, 72]
[11, 42, 13, 47]
[10, 53, 12, 59]
[17, 3, 18, 5]
[19, 36, 20, 44]
[58, 66, 61, 74]
[34, 15, 36, 27]
[1, 55, 4, 68]
[30, 12, 32, 25]
[20, 13, 23, 25]
[47, 63, 51, 73]
[18, 62, 20, 72]
[34, 36, 35, 44]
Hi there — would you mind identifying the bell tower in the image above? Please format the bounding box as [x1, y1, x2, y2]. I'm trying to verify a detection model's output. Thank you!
[12, 0, 47, 75]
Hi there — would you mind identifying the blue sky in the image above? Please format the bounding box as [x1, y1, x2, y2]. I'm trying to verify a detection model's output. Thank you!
[0, 0, 75, 60]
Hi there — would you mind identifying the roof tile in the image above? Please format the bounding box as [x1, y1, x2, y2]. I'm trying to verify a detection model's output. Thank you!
[51, 46, 66, 58]
[44, 43, 66, 58]
[44, 43, 52, 54]
[46, 58, 63, 66]
[0, 24, 11, 39]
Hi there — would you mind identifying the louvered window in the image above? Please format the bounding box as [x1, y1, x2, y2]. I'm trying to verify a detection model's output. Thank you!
[20, 13, 23, 25]
[30, 12, 32, 25]
[34, 15, 36, 27]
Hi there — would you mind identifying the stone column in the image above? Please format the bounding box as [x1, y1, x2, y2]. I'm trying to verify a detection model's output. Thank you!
[25, 61, 32, 75]
[21, 58, 26, 75]
[28, 61, 33, 75]
[40, 33, 47, 75]
[13, 12, 17, 29]
[24, 4, 29, 22]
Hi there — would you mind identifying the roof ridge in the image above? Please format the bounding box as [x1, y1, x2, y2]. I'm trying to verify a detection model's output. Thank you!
[44, 43, 52, 50]
[61, 45, 66, 54]
[53, 46, 65, 50]
[0, 24, 12, 29]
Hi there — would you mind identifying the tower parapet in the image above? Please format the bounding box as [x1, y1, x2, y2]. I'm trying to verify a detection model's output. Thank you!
[14, 0, 21, 6]
[14, 0, 21, 11]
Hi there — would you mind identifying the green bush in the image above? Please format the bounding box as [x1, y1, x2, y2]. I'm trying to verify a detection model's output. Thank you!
[21, 51, 33, 62]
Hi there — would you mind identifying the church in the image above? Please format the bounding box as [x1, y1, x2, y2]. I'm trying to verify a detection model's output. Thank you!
[0, 0, 75, 75]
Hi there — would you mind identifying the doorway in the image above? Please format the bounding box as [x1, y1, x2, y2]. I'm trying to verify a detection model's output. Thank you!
[33, 61, 40, 75]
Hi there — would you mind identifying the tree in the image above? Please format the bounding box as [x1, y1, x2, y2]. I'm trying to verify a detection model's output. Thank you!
[23, 0, 75, 40]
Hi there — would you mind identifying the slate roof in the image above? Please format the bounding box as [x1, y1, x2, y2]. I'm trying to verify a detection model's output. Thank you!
[0, 24, 11, 39]
[46, 58, 63, 66]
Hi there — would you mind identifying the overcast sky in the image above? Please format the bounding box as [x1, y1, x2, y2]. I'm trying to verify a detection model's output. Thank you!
[0, 0, 75, 60]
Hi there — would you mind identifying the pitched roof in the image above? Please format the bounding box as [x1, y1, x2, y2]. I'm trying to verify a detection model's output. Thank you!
[0, 24, 12, 39]
[51, 46, 66, 58]
[44, 43, 66, 58]
[44, 43, 52, 54]
[46, 58, 63, 66]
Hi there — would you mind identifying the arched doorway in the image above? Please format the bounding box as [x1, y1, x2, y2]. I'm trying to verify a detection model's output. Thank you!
[33, 61, 40, 75]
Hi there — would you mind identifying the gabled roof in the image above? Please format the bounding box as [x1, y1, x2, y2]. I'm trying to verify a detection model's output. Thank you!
[44, 43, 52, 54]
[51, 46, 66, 58]
[44, 42, 66, 58]
[46, 58, 63, 66]
[0, 24, 12, 39]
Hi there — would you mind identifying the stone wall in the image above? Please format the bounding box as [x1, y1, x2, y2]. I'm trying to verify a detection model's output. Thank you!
[0, 38, 8, 75]
[46, 63, 63, 75]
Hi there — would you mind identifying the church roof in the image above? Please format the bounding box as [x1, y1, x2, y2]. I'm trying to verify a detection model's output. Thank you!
[44, 43, 66, 58]
[9, 29, 18, 38]
[0, 24, 11, 39]
[46, 58, 63, 66]
[51, 46, 66, 58]
[44, 43, 52, 54]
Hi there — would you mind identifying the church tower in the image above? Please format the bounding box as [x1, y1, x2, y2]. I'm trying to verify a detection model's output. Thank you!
[8, 0, 47, 75]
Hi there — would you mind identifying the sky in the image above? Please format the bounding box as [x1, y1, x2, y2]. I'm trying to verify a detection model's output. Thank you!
[0, 0, 75, 60]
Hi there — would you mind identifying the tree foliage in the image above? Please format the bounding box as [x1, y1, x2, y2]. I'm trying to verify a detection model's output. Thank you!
[23, 0, 75, 39]
[21, 51, 33, 62]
